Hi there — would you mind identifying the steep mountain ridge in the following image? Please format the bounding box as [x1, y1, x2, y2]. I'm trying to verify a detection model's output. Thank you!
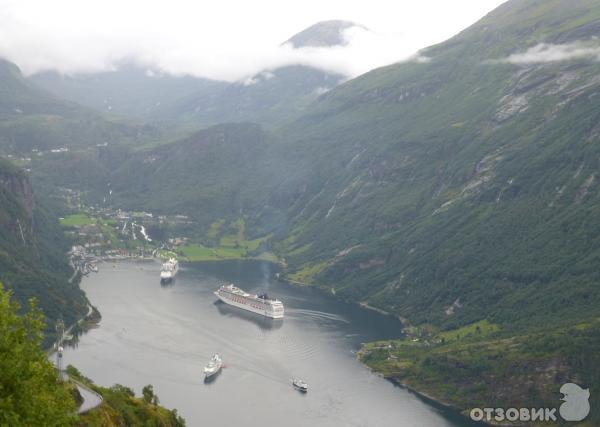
[264, 0, 600, 330]
[30, 65, 344, 130]
[29, 64, 226, 120]
[160, 66, 343, 129]
[0, 59, 149, 154]
[0, 158, 88, 337]
[110, 123, 278, 223]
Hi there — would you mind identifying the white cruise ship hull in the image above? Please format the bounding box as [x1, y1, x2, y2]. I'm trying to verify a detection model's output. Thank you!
[204, 365, 222, 378]
[160, 259, 179, 282]
[215, 291, 284, 319]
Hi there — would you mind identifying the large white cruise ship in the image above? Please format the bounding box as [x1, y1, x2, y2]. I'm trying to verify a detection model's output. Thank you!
[214, 284, 284, 319]
[160, 258, 179, 283]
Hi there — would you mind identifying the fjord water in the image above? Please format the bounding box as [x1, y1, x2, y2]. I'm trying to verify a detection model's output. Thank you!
[63, 260, 473, 427]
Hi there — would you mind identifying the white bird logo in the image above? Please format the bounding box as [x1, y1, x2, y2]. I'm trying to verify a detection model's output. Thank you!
[559, 383, 590, 421]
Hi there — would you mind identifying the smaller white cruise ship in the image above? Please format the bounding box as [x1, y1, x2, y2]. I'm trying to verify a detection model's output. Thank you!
[203, 354, 223, 378]
[160, 258, 179, 282]
[292, 378, 308, 392]
[215, 284, 284, 319]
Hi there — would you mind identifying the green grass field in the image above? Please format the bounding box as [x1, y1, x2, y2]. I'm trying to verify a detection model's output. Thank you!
[434, 319, 498, 342]
[59, 213, 95, 227]
[179, 243, 246, 261]
[185, 217, 274, 262]
[288, 261, 330, 283]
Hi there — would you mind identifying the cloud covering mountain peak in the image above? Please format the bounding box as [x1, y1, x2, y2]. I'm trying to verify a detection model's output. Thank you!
[284, 20, 369, 48]
[0, 0, 507, 82]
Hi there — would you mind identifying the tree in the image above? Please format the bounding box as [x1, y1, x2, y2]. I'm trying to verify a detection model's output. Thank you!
[0, 283, 77, 426]
[142, 384, 154, 404]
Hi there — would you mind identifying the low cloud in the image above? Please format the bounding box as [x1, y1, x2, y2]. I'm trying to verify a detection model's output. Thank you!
[0, 0, 503, 83]
[0, 20, 421, 82]
[494, 40, 600, 65]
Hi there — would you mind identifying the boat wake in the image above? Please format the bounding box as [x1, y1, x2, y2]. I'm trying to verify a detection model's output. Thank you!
[286, 308, 350, 324]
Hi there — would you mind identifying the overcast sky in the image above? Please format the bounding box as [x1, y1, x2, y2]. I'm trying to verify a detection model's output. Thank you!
[0, 0, 507, 81]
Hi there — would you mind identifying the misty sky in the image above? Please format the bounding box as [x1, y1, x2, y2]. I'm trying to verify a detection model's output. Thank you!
[0, 0, 507, 81]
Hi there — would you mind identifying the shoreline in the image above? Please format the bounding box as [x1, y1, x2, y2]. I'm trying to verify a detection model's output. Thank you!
[361, 367, 488, 426]
[182, 255, 284, 266]
[359, 301, 391, 316]
[386, 378, 489, 426]
[46, 303, 100, 354]
[358, 302, 412, 327]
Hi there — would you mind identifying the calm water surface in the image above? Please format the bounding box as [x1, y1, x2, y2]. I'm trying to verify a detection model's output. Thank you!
[64, 260, 476, 427]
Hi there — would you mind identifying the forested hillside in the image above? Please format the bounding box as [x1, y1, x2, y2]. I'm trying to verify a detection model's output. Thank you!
[258, 0, 600, 328]
[29, 64, 226, 121]
[156, 66, 343, 129]
[0, 158, 87, 340]
[110, 123, 277, 223]
[0, 284, 186, 426]
[0, 60, 150, 155]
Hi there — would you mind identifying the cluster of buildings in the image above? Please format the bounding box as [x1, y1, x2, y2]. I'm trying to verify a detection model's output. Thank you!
[60, 192, 194, 262]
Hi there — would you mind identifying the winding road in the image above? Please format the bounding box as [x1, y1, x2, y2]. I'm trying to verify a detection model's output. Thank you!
[73, 380, 103, 414]
[50, 304, 103, 414]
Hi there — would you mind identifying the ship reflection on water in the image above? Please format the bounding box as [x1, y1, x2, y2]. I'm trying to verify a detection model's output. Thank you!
[160, 277, 175, 288]
[214, 301, 284, 331]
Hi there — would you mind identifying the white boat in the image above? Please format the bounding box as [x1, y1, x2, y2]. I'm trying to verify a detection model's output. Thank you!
[160, 258, 179, 282]
[203, 354, 223, 378]
[292, 378, 308, 392]
[214, 284, 284, 319]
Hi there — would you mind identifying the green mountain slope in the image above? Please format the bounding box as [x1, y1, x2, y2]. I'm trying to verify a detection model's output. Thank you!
[0, 57, 168, 209]
[0, 158, 88, 340]
[29, 65, 227, 122]
[260, 0, 600, 418]
[30, 64, 343, 130]
[269, 0, 600, 330]
[110, 123, 279, 224]
[161, 65, 343, 129]
[0, 59, 150, 154]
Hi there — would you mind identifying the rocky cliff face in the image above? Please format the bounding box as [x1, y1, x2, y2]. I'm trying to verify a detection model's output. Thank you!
[0, 162, 35, 245]
[0, 158, 87, 340]
[4, 174, 34, 218]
